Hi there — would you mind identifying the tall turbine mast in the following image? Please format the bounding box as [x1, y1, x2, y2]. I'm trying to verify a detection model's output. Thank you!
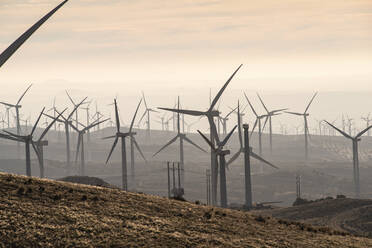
[285, 92, 318, 160]
[158, 64, 243, 206]
[325, 120, 372, 197]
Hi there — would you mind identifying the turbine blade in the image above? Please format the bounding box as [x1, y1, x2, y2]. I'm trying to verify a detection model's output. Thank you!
[244, 93, 258, 117]
[221, 125, 237, 147]
[226, 149, 242, 166]
[16, 84, 33, 105]
[237, 102, 243, 147]
[0, 133, 22, 142]
[3, 130, 23, 139]
[102, 135, 116, 140]
[67, 97, 87, 120]
[141, 91, 148, 109]
[0, 102, 16, 108]
[225, 106, 237, 119]
[285, 111, 303, 116]
[114, 99, 120, 132]
[158, 107, 205, 116]
[256, 93, 269, 113]
[262, 115, 269, 131]
[132, 138, 147, 162]
[356, 124, 372, 138]
[129, 99, 142, 133]
[325, 120, 352, 139]
[31, 141, 42, 165]
[85, 118, 109, 132]
[0, 0, 69, 68]
[39, 108, 67, 141]
[197, 130, 215, 151]
[183, 136, 207, 153]
[304, 92, 318, 113]
[31, 107, 45, 136]
[251, 151, 279, 169]
[209, 64, 243, 111]
[251, 119, 258, 137]
[207, 115, 220, 144]
[105, 137, 119, 164]
[271, 108, 288, 114]
[65, 90, 76, 106]
[137, 110, 147, 126]
[152, 136, 178, 157]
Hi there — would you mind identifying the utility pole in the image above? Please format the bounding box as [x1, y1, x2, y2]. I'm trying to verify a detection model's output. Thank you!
[296, 175, 301, 199]
[243, 124, 252, 209]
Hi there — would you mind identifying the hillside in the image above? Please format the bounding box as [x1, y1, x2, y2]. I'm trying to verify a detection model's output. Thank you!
[0, 173, 371, 247]
[257, 198, 372, 238]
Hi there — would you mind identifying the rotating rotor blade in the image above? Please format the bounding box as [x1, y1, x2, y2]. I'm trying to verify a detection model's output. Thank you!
[84, 118, 109, 132]
[304, 92, 318, 114]
[137, 110, 147, 126]
[0, 102, 15, 108]
[114, 99, 120, 132]
[251, 150, 279, 169]
[324, 120, 352, 139]
[250, 119, 258, 137]
[225, 106, 237, 119]
[31, 141, 42, 166]
[105, 137, 119, 164]
[256, 93, 269, 113]
[197, 130, 215, 151]
[152, 136, 178, 157]
[271, 108, 288, 114]
[226, 149, 242, 166]
[183, 136, 207, 153]
[39, 108, 67, 141]
[17, 84, 33, 105]
[207, 115, 220, 144]
[244, 93, 258, 117]
[129, 99, 142, 133]
[209, 64, 243, 112]
[102, 135, 116, 140]
[220, 125, 237, 147]
[65, 90, 76, 106]
[67, 97, 88, 120]
[132, 137, 147, 162]
[141, 91, 148, 110]
[285, 111, 303, 116]
[356, 124, 372, 138]
[237, 102, 243, 148]
[0, 1, 69, 68]
[158, 107, 205, 117]
[31, 107, 46, 136]
[262, 115, 269, 132]
[0, 133, 22, 142]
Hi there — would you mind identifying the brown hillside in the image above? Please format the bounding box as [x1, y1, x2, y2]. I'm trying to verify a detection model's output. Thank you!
[257, 198, 372, 238]
[0, 172, 371, 247]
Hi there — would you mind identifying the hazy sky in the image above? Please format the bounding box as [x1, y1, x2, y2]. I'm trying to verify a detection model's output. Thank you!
[0, 0, 371, 131]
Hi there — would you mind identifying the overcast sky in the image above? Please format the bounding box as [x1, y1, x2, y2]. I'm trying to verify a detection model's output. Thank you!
[0, 0, 371, 131]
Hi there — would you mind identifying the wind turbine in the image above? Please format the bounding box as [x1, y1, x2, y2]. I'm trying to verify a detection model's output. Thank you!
[157, 64, 243, 206]
[244, 93, 268, 157]
[0, 84, 33, 154]
[361, 113, 371, 136]
[44, 97, 87, 174]
[285, 92, 318, 160]
[0, 108, 63, 177]
[154, 97, 206, 185]
[325, 120, 372, 197]
[218, 107, 237, 136]
[105, 99, 145, 190]
[227, 102, 279, 170]
[138, 92, 158, 137]
[34, 109, 66, 178]
[198, 126, 237, 208]
[0, 0, 69, 68]
[66, 90, 87, 130]
[256, 93, 287, 154]
[70, 119, 108, 176]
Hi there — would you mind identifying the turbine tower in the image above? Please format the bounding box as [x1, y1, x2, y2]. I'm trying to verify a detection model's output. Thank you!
[0, 84, 33, 155]
[285, 92, 318, 160]
[105, 99, 144, 190]
[154, 96, 206, 186]
[0, 0, 69, 68]
[44, 97, 87, 175]
[197, 126, 237, 208]
[70, 119, 108, 176]
[325, 120, 372, 197]
[158, 64, 243, 206]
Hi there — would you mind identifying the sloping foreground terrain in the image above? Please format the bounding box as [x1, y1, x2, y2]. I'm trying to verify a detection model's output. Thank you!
[0, 173, 371, 247]
[258, 198, 372, 238]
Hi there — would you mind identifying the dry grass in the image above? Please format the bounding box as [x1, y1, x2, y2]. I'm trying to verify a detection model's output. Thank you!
[0, 172, 371, 247]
